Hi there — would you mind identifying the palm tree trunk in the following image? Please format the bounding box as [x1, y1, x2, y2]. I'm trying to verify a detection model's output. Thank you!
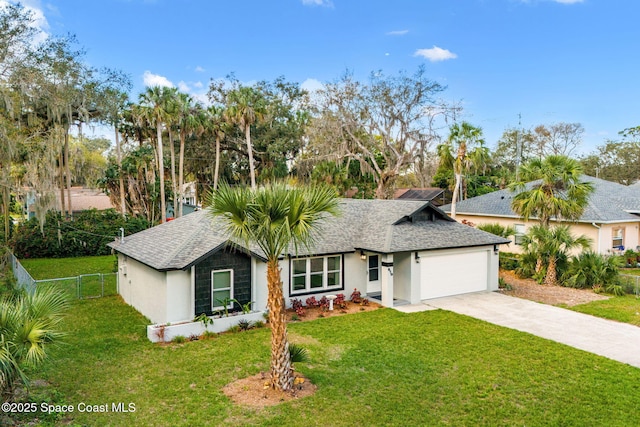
[178, 132, 185, 217]
[266, 258, 292, 391]
[64, 131, 72, 217]
[58, 150, 65, 216]
[213, 135, 221, 191]
[2, 185, 10, 243]
[157, 123, 166, 223]
[169, 130, 177, 219]
[115, 124, 126, 217]
[544, 257, 557, 286]
[451, 172, 462, 219]
[245, 125, 256, 190]
[535, 257, 543, 274]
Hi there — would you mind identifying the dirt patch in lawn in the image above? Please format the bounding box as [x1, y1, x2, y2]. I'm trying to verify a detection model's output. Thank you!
[499, 270, 610, 306]
[224, 299, 380, 409]
[223, 372, 317, 408]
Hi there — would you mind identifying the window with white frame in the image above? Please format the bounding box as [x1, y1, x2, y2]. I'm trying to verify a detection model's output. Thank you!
[211, 269, 233, 310]
[514, 224, 526, 245]
[291, 255, 342, 294]
[612, 228, 624, 249]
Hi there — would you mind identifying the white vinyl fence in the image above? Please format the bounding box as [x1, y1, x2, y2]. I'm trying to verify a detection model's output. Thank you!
[10, 252, 117, 299]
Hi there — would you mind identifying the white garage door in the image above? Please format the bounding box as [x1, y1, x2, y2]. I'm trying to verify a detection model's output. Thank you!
[420, 250, 489, 300]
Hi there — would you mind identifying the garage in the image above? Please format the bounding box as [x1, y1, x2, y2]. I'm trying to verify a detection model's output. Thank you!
[420, 249, 489, 300]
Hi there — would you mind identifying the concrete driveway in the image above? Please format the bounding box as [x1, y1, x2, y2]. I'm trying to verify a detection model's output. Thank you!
[395, 291, 640, 369]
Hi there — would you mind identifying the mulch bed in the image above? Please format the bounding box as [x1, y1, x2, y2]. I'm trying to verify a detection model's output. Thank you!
[499, 270, 610, 306]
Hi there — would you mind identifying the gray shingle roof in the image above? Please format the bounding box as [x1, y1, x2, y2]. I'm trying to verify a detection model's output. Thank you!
[109, 198, 508, 271]
[442, 176, 640, 223]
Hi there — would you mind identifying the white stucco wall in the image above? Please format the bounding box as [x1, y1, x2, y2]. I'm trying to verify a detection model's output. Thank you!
[393, 252, 412, 302]
[343, 252, 367, 296]
[252, 259, 269, 313]
[488, 248, 500, 291]
[165, 270, 192, 323]
[118, 255, 167, 324]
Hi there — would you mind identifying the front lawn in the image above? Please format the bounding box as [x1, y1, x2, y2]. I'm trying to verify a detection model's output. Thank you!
[569, 295, 640, 326]
[22, 296, 640, 426]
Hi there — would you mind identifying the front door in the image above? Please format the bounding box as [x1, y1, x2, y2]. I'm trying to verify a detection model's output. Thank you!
[367, 254, 381, 293]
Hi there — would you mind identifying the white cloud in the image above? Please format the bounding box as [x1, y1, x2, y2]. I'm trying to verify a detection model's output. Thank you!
[194, 66, 205, 72]
[301, 78, 323, 93]
[414, 46, 457, 62]
[1, 0, 50, 44]
[301, 0, 334, 7]
[191, 92, 209, 106]
[386, 29, 409, 36]
[178, 81, 190, 92]
[142, 71, 174, 88]
[193, 81, 203, 89]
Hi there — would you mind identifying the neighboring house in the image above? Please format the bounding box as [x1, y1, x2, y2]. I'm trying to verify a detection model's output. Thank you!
[26, 187, 115, 219]
[442, 176, 640, 254]
[181, 181, 198, 206]
[109, 199, 508, 330]
[394, 188, 446, 206]
[166, 182, 200, 219]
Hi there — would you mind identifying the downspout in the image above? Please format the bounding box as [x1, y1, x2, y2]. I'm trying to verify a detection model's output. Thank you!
[591, 223, 601, 254]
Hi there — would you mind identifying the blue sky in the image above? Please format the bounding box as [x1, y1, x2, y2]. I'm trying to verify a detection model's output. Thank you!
[18, 0, 640, 154]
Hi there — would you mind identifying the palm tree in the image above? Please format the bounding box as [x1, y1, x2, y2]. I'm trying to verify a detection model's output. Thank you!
[0, 286, 68, 400]
[477, 223, 516, 240]
[139, 86, 174, 223]
[524, 224, 591, 286]
[565, 251, 621, 291]
[208, 183, 338, 391]
[510, 155, 594, 228]
[207, 105, 227, 191]
[226, 87, 265, 190]
[175, 92, 203, 217]
[445, 122, 484, 219]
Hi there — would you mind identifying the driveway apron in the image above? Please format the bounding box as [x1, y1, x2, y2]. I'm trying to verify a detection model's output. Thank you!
[396, 292, 640, 369]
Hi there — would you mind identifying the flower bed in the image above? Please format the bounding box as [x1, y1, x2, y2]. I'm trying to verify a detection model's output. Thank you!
[147, 311, 266, 343]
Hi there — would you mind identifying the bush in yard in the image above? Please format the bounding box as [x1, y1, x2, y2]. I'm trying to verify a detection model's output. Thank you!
[305, 296, 319, 307]
[564, 251, 621, 290]
[0, 286, 68, 401]
[291, 298, 305, 317]
[516, 250, 569, 284]
[499, 252, 519, 271]
[334, 293, 347, 309]
[10, 209, 150, 258]
[477, 223, 516, 239]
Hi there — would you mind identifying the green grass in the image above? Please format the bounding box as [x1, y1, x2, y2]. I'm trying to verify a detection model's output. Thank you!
[569, 295, 640, 326]
[20, 255, 117, 279]
[13, 296, 639, 426]
[20, 255, 118, 298]
[621, 268, 640, 276]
